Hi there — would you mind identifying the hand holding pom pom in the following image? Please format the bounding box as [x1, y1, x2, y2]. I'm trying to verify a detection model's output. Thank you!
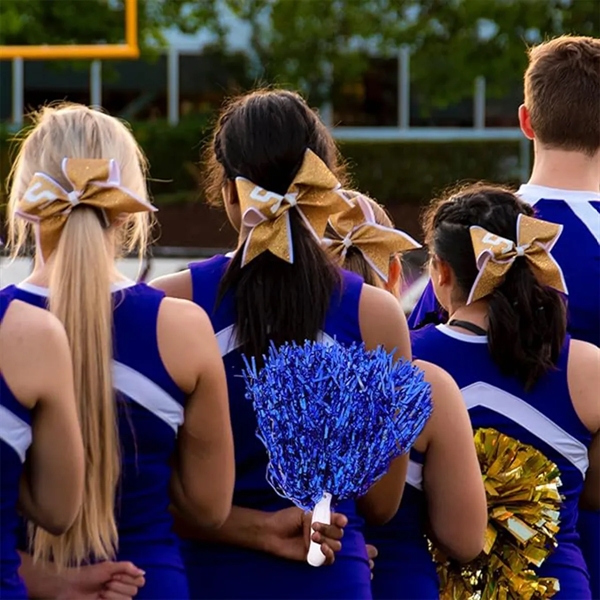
[243, 341, 433, 567]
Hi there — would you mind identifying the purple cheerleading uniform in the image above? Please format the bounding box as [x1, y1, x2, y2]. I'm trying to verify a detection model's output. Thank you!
[0, 295, 31, 599]
[180, 254, 372, 600]
[407, 185, 600, 598]
[3, 282, 190, 600]
[412, 325, 590, 598]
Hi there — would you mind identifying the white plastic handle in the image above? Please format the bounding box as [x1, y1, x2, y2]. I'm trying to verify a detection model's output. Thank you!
[307, 492, 332, 567]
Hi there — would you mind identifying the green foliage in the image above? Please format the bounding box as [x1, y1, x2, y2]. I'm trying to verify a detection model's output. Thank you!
[2, 1, 597, 107]
[0, 118, 525, 208]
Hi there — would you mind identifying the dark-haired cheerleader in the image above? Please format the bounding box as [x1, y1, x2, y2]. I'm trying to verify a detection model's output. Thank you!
[411, 184, 599, 599]
[152, 89, 448, 599]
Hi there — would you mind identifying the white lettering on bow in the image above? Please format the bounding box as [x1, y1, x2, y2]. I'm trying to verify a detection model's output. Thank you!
[249, 187, 283, 204]
[23, 182, 57, 204]
[481, 232, 514, 255]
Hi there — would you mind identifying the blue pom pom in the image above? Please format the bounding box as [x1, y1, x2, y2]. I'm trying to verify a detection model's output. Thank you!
[242, 341, 433, 511]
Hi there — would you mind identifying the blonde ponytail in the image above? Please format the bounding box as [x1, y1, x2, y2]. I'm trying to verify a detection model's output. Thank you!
[30, 208, 119, 567]
[7, 103, 152, 568]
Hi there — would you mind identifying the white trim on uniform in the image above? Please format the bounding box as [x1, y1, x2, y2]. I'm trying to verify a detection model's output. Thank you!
[0, 404, 32, 462]
[462, 381, 589, 477]
[113, 361, 184, 433]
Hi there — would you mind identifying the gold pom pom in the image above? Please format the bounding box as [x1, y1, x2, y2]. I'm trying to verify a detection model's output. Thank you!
[432, 428, 563, 600]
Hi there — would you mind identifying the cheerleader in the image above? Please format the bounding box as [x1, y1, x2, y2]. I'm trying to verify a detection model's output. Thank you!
[152, 89, 416, 600]
[0, 297, 83, 598]
[323, 193, 487, 599]
[413, 184, 600, 598]
[3, 103, 235, 599]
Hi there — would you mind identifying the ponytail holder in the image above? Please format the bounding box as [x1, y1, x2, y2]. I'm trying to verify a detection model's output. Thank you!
[16, 158, 156, 262]
[467, 214, 568, 305]
[235, 149, 351, 266]
[323, 192, 421, 283]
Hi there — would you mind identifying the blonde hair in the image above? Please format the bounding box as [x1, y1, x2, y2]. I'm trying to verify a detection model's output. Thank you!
[6, 103, 152, 567]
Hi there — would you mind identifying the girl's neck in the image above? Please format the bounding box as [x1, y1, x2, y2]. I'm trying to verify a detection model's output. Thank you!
[24, 259, 128, 289]
[447, 300, 489, 333]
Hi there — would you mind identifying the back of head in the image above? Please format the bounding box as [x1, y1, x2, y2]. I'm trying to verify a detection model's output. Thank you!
[335, 197, 395, 287]
[6, 103, 151, 566]
[525, 35, 600, 156]
[423, 184, 567, 390]
[206, 89, 345, 360]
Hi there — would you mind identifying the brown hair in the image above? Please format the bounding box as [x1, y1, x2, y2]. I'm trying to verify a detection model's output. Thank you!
[331, 197, 395, 287]
[524, 35, 600, 156]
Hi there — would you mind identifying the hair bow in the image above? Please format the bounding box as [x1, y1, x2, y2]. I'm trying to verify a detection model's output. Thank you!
[16, 158, 156, 261]
[323, 193, 421, 282]
[235, 149, 351, 266]
[467, 213, 567, 305]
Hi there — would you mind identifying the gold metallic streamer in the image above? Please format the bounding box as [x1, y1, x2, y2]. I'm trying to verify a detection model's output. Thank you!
[467, 214, 568, 304]
[432, 428, 563, 600]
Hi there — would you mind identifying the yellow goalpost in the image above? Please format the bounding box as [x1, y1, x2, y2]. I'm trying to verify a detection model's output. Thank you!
[0, 0, 139, 60]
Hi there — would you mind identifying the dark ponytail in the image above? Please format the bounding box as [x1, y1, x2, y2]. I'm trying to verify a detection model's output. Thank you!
[205, 90, 345, 361]
[424, 184, 567, 390]
[487, 258, 566, 389]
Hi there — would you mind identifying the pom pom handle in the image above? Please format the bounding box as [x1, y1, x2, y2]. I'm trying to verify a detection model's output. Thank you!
[307, 492, 332, 567]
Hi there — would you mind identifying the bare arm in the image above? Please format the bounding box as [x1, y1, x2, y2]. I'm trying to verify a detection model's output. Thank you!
[1, 302, 84, 535]
[568, 340, 600, 510]
[356, 285, 412, 525]
[158, 298, 235, 529]
[417, 360, 487, 562]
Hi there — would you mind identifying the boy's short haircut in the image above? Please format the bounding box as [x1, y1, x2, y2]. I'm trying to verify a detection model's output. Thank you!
[524, 35, 600, 156]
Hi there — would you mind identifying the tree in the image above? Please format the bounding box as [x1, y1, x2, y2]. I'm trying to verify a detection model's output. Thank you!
[1, 0, 598, 108]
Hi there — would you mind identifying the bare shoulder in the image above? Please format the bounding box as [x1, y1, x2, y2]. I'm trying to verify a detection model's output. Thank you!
[359, 283, 410, 359]
[359, 283, 403, 317]
[2, 300, 68, 350]
[150, 269, 193, 301]
[567, 339, 600, 432]
[568, 339, 600, 372]
[158, 297, 215, 338]
[0, 301, 71, 407]
[413, 359, 459, 392]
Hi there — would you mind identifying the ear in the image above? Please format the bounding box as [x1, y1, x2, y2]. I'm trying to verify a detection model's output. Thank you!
[222, 180, 239, 206]
[385, 256, 402, 295]
[430, 255, 452, 288]
[518, 104, 535, 140]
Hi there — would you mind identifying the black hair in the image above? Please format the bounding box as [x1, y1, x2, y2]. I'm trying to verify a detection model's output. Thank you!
[205, 89, 346, 361]
[423, 183, 567, 390]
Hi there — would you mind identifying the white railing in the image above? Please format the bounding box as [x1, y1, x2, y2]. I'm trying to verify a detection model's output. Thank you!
[8, 46, 531, 180]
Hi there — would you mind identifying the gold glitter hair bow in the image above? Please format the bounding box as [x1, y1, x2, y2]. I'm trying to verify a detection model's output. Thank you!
[323, 192, 421, 282]
[467, 214, 567, 305]
[235, 149, 351, 266]
[16, 157, 156, 261]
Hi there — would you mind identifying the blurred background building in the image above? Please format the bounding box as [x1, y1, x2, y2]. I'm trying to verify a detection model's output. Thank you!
[1, 0, 598, 302]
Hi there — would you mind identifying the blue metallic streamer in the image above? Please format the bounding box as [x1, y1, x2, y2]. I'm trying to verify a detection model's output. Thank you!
[242, 341, 433, 511]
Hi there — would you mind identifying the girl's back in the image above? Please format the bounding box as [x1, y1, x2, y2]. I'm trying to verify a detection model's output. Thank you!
[180, 254, 371, 599]
[412, 324, 591, 596]
[6, 281, 190, 595]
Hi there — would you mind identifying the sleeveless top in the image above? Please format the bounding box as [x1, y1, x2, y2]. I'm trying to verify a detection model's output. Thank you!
[180, 254, 373, 600]
[374, 324, 590, 600]
[408, 186, 600, 347]
[0, 295, 32, 599]
[4, 282, 190, 598]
